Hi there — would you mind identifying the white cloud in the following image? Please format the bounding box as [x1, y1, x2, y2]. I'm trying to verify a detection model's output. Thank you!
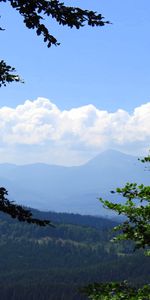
[0, 97, 149, 165]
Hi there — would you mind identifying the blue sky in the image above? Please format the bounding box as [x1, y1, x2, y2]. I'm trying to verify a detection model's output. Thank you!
[0, 0, 150, 165]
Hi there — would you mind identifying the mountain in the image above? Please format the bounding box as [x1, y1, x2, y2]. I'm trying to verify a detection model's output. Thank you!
[0, 150, 149, 215]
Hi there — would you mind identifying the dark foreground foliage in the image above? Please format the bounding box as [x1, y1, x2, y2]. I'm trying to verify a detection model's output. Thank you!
[0, 187, 53, 226]
[0, 0, 110, 86]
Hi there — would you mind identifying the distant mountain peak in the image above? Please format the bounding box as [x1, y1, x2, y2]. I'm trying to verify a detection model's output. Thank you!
[85, 149, 136, 167]
[100, 149, 135, 156]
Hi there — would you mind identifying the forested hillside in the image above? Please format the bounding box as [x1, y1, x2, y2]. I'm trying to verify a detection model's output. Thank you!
[0, 211, 150, 300]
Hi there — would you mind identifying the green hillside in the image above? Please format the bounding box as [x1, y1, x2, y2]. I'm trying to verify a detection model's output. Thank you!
[0, 211, 149, 300]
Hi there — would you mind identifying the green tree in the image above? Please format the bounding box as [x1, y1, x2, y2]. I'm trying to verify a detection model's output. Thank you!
[0, 0, 109, 86]
[83, 153, 150, 299]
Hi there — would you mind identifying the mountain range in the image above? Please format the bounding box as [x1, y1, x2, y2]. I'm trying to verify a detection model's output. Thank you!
[0, 150, 149, 216]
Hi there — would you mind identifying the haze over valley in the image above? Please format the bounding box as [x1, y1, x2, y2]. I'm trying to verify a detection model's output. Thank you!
[0, 150, 148, 216]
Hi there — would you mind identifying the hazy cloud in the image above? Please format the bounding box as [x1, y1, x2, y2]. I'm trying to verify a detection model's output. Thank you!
[0, 97, 149, 165]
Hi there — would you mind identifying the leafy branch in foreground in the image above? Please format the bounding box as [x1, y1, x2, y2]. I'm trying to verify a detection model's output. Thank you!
[140, 151, 150, 163]
[2, 0, 110, 48]
[82, 281, 150, 300]
[100, 183, 150, 250]
[0, 0, 110, 86]
[83, 152, 150, 299]
[0, 187, 54, 226]
[0, 60, 22, 87]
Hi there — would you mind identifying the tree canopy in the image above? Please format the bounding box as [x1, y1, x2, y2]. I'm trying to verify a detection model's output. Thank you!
[0, 0, 110, 86]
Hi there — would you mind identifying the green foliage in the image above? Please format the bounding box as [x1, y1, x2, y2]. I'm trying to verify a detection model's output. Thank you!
[100, 183, 150, 250]
[84, 154, 150, 299]
[83, 282, 150, 300]
[140, 151, 150, 163]
[0, 0, 110, 86]
[0, 187, 53, 226]
[0, 60, 22, 86]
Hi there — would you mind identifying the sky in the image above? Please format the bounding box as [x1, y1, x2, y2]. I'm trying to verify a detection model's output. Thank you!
[0, 0, 150, 165]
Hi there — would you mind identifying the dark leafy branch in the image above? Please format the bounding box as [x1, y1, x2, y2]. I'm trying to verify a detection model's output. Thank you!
[2, 0, 110, 47]
[140, 151, 150, 163]
[0, 15, 4, 30]
[0, 60, 22, 87]
[100, 183, 150, 250]
[0, 0, 110, 86]
[0, 187, 54, 226]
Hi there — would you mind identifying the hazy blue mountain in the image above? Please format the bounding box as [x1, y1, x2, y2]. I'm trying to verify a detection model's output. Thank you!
[0, 150, 149, 215]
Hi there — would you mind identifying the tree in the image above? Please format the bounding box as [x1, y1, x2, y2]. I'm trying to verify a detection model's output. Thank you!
[0, 0, 110, 86]
[83, 153, 150, 299]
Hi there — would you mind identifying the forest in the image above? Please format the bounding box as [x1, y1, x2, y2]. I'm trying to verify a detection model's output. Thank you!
[0, 210, 150, 300]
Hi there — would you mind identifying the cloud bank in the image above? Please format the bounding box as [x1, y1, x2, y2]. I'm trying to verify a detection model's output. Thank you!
[0, 97, 149, 165]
